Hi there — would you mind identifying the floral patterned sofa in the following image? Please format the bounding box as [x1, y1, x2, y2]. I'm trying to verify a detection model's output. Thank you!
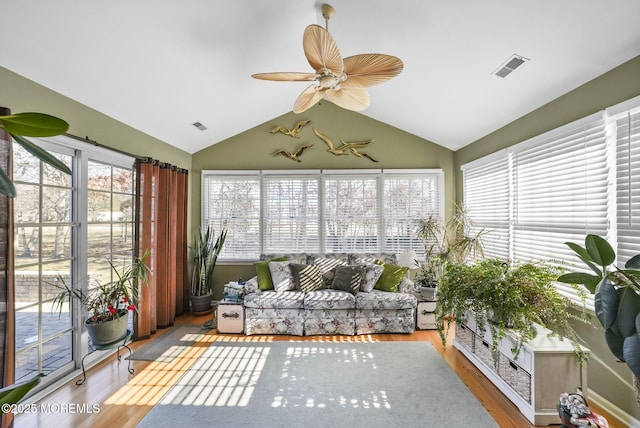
[242, 253, 417, 336]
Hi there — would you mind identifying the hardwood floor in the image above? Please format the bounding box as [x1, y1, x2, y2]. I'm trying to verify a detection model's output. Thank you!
[15, 313, 620, 428]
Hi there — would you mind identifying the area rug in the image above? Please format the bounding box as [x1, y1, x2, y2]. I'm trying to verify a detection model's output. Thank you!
[137, 341, 498, 427]
[128, 324, 208, 363]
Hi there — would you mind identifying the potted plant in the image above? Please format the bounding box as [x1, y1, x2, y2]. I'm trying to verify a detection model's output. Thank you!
[53, 250, 151, 345]
[437, 258, 588, 363]
[558, 234, 640, 377]
[190, 226, 227, 314]
[414, 204, 486, 297]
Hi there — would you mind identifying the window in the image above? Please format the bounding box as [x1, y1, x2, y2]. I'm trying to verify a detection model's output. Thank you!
[462, 95, 640, 307]
[202, 169, 443, 260]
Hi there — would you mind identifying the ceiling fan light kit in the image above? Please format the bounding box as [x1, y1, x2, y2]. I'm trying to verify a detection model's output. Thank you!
[252, 3, 403, 113]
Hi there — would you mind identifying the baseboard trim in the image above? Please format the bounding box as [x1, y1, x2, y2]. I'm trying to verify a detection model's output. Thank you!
[589, 388, 640, 427]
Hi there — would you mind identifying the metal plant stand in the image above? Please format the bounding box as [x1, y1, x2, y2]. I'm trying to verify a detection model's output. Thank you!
[76, 329, 134, 385]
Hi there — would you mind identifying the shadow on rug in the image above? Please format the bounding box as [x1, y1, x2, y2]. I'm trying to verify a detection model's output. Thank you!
[128, 324, 209, 363]
[137, 341, 498, 427]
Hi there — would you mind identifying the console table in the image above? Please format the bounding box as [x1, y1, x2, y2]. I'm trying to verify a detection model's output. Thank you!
[454, 315, 589, 425]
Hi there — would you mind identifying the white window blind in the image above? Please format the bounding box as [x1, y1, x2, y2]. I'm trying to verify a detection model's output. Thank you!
[383, 172, 443, 257]
[201, 169, 443, 260]
[512, 116, 609, 264]
[202, 172, 261, 260]
[262, 173, 320, 253]
[616, 110, 640, 263]
[462, 152, 511, 260]
[323, 173, 379, 253]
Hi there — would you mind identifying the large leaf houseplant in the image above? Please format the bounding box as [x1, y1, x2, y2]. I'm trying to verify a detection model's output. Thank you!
[190, 226, 227, 313]
[0, 111, 70, 197]
[558, 234, 640, 377]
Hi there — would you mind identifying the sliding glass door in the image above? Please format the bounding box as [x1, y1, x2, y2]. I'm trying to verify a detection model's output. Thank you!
[13, 135, 135, 385]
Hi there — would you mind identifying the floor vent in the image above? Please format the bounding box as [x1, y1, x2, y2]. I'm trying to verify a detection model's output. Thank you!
[493, 54, 529, 78]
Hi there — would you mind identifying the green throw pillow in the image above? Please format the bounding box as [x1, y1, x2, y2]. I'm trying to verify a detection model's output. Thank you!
[255, 257, 287, 290]
[374, 261, 408, 292]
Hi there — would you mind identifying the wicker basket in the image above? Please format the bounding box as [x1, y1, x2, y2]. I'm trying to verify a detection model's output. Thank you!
[498, 355, 532, 403]
[455, 323, 475, 351]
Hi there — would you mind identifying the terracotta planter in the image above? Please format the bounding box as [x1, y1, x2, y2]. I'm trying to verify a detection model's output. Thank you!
[86, 313, 128, 346]
[190, 293, 214, 315]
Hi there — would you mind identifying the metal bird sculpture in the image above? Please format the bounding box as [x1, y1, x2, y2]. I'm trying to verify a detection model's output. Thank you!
[270, 120, 311, 138]
[312, 128, 377, 161]
[272, 144, 314, 162]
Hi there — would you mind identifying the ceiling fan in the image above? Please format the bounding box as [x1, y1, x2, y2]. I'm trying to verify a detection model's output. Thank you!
[252, 4, 403, 114]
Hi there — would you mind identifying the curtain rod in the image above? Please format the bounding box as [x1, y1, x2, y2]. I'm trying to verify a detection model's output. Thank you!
[64, 133, 188, 173]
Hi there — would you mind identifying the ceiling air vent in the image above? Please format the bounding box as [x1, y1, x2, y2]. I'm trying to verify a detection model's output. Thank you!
[192, 121, 207, 131]
[493, 54, 529, 78]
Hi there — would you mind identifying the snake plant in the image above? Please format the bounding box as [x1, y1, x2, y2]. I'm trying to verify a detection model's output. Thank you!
[558, 234, 640, 377]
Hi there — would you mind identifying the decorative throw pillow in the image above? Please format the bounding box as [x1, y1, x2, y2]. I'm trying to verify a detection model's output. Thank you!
[331, 265, 364, 295]
[289, 263, 325, 293]
[360, 263, 385, 292]
[374, 261, 408, 292]
[255, 257, 287, 290]
[268, 261, 296, 292]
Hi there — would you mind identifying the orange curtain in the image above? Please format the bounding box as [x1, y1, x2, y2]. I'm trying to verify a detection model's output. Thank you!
[0, 108, 15, 428]
[134, 159, 188, 338]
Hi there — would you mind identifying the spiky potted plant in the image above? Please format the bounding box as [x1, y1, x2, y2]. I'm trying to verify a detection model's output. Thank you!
[190, 226, 227, 314]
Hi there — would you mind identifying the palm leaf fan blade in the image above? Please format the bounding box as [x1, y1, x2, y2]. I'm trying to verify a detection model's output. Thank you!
[342, 54, 404, 88]
[324, 87, 370, 112]
[293, 85, 324, 113]
[303, 24, 343, 74]
[251, 72, 318, 82]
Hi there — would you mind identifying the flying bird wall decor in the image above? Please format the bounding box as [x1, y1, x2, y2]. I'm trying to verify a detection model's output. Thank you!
[272, 144, 314, 162]
[270, 120, 311, 138]
[252, 4, 403, 114]
[312, 128, 378, 162]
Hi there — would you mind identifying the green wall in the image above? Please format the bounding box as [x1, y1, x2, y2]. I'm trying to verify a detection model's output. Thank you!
[454, 55, 640, 422]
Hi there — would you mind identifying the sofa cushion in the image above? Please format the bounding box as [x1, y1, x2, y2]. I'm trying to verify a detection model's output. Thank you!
[307, 253, 349, 274]
[255, 257, 287, 291]
[355, 289, 418, 310]
[374, 262, 408, 292]
[331, 265, 363, 295]
[269, 261, 297, 292]
[244, 290, 305, 309]
[304, 289, 356, 310]
[289, 263, 325, 293]
[359, 263, 385, 292]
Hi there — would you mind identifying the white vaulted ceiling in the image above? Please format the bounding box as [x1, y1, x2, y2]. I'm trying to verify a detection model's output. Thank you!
[1, 1, 639, 154]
